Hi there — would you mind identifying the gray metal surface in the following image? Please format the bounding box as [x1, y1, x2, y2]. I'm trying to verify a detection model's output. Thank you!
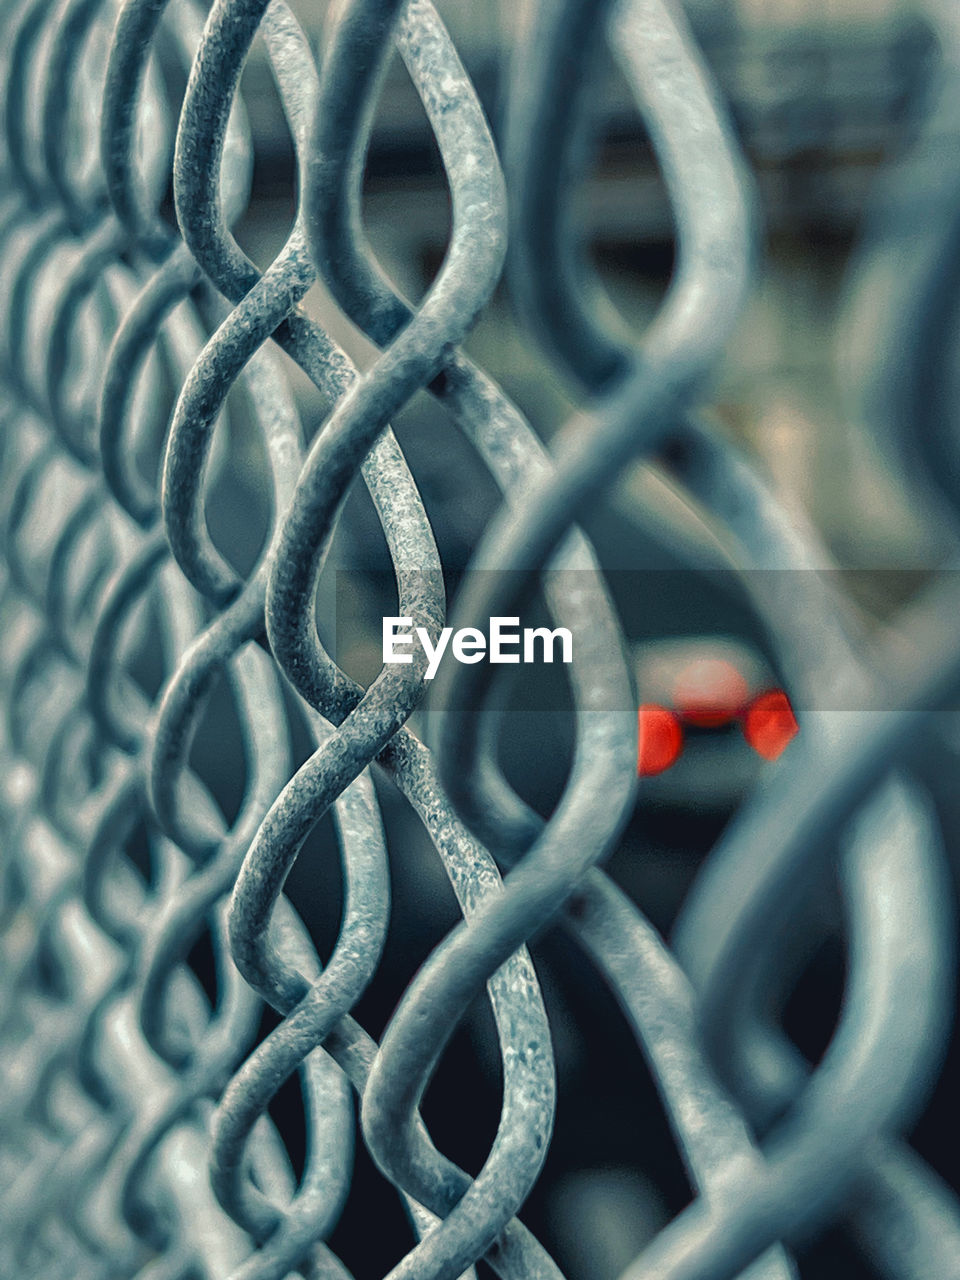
[0, 0, 959, 1278]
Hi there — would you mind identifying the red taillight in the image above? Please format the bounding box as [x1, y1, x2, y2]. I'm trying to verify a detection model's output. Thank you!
[743, 689, 799, 760]
[637, 704, 684, 776]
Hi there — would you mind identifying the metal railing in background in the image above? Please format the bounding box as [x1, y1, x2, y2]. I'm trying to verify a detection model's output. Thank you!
[0, 0, 959, 1278]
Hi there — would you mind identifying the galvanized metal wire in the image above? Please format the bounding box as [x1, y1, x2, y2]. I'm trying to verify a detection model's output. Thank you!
[1, 0, 959, 1278]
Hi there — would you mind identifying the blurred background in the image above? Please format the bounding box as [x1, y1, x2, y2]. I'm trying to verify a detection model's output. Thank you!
[181, 1, 960, 1276]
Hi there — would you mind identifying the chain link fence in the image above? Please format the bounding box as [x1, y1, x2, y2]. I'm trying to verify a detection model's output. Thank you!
[1, 0, 960, 1277]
